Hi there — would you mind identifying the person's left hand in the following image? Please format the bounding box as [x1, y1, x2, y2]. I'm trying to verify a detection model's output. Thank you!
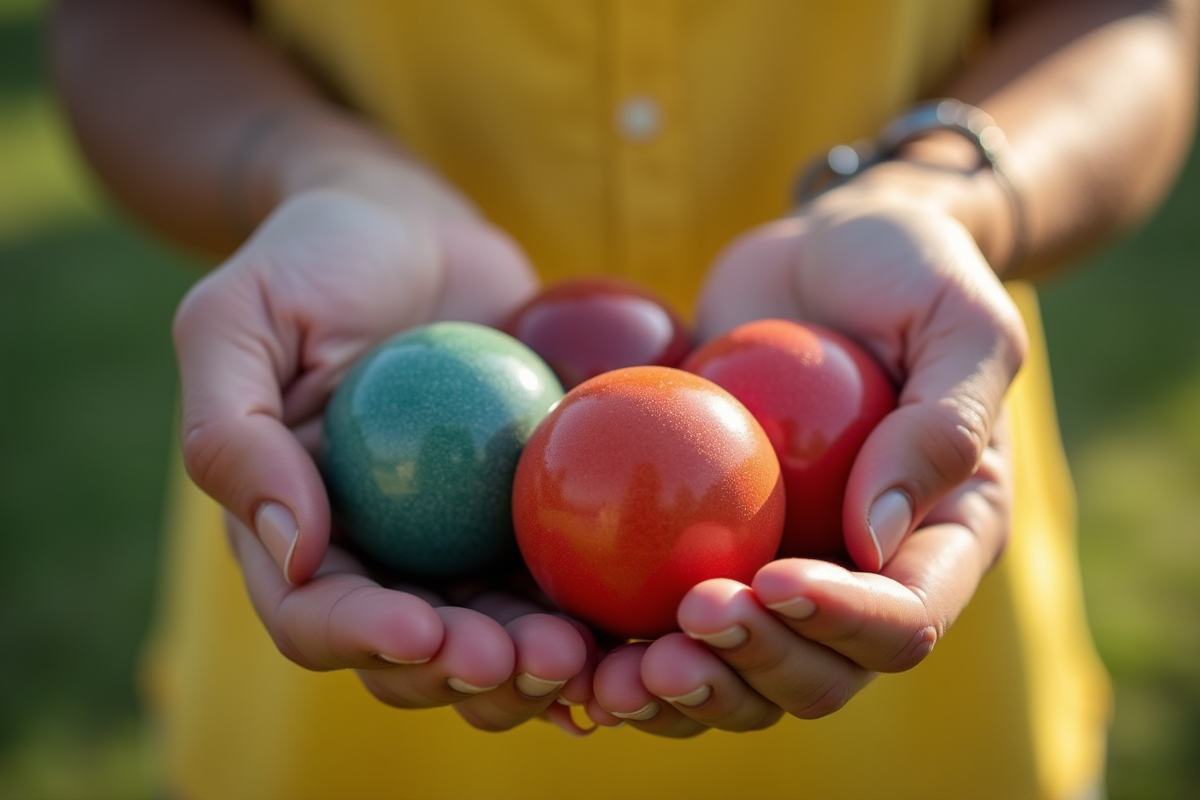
[589, 180, 1024, 734]
[588, 413, 1010, 735]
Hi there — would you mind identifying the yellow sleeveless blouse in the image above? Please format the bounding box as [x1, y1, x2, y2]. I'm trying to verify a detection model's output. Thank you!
[142, 2, 1112, 798]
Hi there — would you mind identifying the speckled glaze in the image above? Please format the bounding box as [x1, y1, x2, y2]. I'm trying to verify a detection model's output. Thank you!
[513, 366, 784, 638]
[321, 322, 564, 577]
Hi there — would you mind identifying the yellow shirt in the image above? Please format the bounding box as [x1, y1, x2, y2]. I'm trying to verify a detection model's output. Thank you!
[143, 2, 1112, 798]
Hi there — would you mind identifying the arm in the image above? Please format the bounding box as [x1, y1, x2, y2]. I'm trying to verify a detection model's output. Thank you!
[595, 0, 1199, 735]
[50, 0, 592, 732]
[967, 0, 1199, 276]
[50, 0, 474, 255]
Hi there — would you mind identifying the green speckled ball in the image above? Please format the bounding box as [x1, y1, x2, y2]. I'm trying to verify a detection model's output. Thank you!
[320, 321, 564, 577]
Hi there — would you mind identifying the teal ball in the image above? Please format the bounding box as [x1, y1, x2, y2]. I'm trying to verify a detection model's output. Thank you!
[320, 321, 564, 577]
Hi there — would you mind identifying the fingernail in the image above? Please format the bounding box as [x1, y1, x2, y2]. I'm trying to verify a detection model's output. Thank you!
[556, 696, 581, 707]
[515, 673, 567, 699]
[447, 677, 498, 695]
[867, 489, 912, 570]
[375, 653, 431, 666]
[766, 596, 817, 620]
[685, 624, 748, 650]
[255, 502, 299, 583]
[611, 701, 660, 721]
[661, 685, 712, 708]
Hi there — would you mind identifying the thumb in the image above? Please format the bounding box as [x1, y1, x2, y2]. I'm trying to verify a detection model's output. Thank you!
[842, 288, 1028, 572]
[172, 270, 330, 585]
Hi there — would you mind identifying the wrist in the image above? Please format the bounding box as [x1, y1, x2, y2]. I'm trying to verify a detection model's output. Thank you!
[892, 131, 1021, 276]
[229, 107, 480, 238]
[795, 100, 1026, 277]
[822, 148, 1019, 275]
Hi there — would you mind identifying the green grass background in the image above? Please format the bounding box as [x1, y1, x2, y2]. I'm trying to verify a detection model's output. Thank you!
[1, 2, 1198, 798]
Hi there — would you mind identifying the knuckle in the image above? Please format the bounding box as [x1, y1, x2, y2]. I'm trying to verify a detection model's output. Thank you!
[359, 675, 427, 710]
[179, 420, 232, 498]
[317, 583, 374, 660]
[739, 645, 791, 686]
[659, 722, 710, 740]
[170, 290, 198, 347]
[880, 625, 940, 673]
[457, 708, 521, 734]
[172, 278, 221, 347]
[920, 397, 989, 485]
[268, 623, 314, 671]
[271, 581, 355, 673]
[714, 704, 784, 733]
[790, 679, 853, 720]
[995, 297, 1030, 372]
[745, 706, 786, 732]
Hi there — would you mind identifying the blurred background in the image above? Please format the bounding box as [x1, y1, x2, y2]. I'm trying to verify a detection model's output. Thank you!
[1, 1, 1198, 798]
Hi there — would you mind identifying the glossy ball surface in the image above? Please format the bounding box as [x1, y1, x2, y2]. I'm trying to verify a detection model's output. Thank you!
[682, 319, 897, 560]
[501, 276, 692, 390]
[321, 322, 563, 577]
[513, 366, 784, 638]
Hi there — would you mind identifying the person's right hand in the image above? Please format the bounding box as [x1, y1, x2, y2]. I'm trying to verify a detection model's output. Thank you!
[172, 187, 594, 731]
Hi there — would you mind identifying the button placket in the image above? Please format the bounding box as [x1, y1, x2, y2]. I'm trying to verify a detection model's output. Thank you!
[606, 0, 688, 288]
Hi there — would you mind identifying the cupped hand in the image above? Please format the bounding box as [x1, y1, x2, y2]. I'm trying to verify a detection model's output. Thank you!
[696, 187, 1027, 571]
[227, 511, 595, 732]
[173, 188, 539, 583]
[172, 187, 595, 729]
[592, 182, 1026, 733]
[592, 412, 1011, 735]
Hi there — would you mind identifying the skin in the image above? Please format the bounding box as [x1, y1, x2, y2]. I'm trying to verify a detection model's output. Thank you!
[50, 0, 1199, 737]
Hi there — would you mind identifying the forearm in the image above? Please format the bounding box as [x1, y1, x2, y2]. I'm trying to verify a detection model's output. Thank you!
[842, 0, 1198, 280]
[965, 0, 1198, 277]
[49, 0, 474, 257]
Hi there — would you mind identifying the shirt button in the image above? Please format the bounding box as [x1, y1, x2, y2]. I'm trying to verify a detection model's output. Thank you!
[616, 95, 662, 142]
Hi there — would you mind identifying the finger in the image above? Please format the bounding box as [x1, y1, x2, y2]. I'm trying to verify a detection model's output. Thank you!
[750, 559, 938, 673]
[919, 407, 1013, 562]
[751, 412, 1010, 672]
[458, 588, 599, 707]
[841, 240, 1026, 571]
[453, 612, 589, 732]
[553, 617, 601, 709]
[538, 700, 595, 737]
[676, 579, 875, 720]
[359, 606, 516, 711]
[227, 512, 444, 670]
[174, 272, 329, 584]
[640, 634, 784, 732]
[590, 643, 707, 738]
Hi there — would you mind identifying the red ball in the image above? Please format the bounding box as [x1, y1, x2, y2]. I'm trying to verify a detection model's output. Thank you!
[682, 319, 897, 561]
[501, 277, 692, 390]
[513, 366, 784, 638]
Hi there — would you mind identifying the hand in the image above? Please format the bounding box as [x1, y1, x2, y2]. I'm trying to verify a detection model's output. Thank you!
[696, 182, 1027, 571]
[590, 178, 1026, 733]
[174, 187, 539, 584]
[590, 413, 1011, 735]
[173, 187, 594, 730]
[226, 511, 596, 732]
